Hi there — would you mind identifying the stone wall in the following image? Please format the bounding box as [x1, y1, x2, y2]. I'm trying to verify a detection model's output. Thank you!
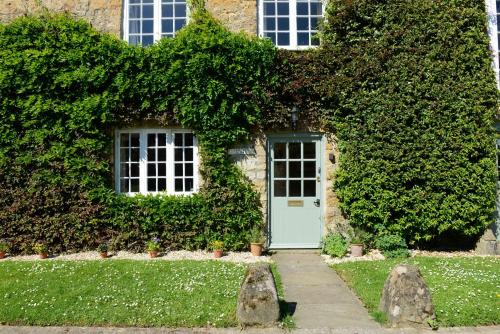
[1, 0, 257, 37]
[0, 1, 123, 37]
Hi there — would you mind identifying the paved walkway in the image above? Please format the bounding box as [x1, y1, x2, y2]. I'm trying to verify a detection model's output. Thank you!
[272, 251, 381, 331]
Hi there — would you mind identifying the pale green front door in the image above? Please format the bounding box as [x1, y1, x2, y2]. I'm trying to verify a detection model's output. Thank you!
[268, 135, 323, 248]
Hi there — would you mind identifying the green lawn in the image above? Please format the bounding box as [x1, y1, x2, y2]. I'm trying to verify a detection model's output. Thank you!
[332, 256, 500, 327]
[0, 260, 247, 327]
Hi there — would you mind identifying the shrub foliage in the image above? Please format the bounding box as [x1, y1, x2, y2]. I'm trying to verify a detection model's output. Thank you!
[0, 11, 277, 253]
[320, 0, 497, 245]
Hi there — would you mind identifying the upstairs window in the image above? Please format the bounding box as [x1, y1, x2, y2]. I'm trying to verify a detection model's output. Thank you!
[124, 0, 188, 46]
[259, 0, 323, 49]
[115, 129, 199, 195]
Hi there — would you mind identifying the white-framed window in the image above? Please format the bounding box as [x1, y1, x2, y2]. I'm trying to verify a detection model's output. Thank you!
[259, 0, 324, 49]
[123, 0, 188, 46]
[115, 129, 199, 195]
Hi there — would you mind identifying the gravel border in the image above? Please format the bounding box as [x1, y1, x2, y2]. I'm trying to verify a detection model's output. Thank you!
[0, 250, 273, 264]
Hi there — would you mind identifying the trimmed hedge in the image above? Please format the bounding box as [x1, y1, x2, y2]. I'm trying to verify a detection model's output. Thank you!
[0, 11, 276, 253]
[323, 0, 498, 245]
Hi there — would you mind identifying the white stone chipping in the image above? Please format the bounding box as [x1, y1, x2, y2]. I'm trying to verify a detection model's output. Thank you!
[0, 250, 273, 264]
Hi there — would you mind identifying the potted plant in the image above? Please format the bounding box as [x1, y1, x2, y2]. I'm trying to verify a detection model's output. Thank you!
[249, 227, 266, 256]
[146, 237, 161, 258]
[211, 240, 224, 258]
[33, 242, 48, 259]
[350, 228, 367, 257]
[0, 239, 9, 259]
[97, 243, 108, 258]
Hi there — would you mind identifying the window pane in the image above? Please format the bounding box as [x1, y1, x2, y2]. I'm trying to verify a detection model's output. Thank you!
[158, 179, 167, 191]
[120, 179, 129, 193]
[147, 148, 156, 161]
[121, 163, 129, 177]
[147, 163, 156, 176]
[274, 161, 286, 178]
[148, 134, 156, 146]
[142, 20, 154, 34]
[185, 163, 193, 176]
[264, 2, 275, 15]
[304, 161, 315, 177]
[158, 149, 166, 161]
[129, 20, 140, 34]
[303, 180, 316, 197]
[131, 163, 140, 177]
[143, 5, 154, 18]
[298, 32, 310, 45]
[158, 133, 166, 146]
[297, 17, 309, 30]
[129, 35, 140, 46]
[289, 180, 301, 197]
[289, 161, 301, 178]
[311, 17, 320, 30]
[162, 4, 173, 17]
[120, 149, 129, 162]
[185, 133, 194, 146]
[148, 178, 156, 191]
[131, 179, 140, 192]
[175, 179, 183, 192]
[289, 143, 301, 159]
[120, 133, 129, 147]
[142, 35, 154, 46]
[265, 18, 276, 31]
[277, 3, 289, 15]
[162, 19, 173, 33]
[277, 18, 289, 31]
[265, 32, 276, 44]
[274, 143, 286, 159]
[175, 163, 183, 176]
[185, 148, 193, 161]
[158, 163, 166, 176]
[131, 148, 140, 161]
[274, 180, 286, 197]
[175, 4, 186, 17]
[174, 133, 183, 146]
[175, 148, 183, 161]
[310, 2, 322, 15]
[185, 178, 194, 192]
[277, 33, 290, 46]
[175, 19, 186, 31]
[129, 5, 141, 18]
[311, 32, 320, 45]
[303, 142, 315, 158]
[297, 2, 308, 15]
[131, 134, 140, 147]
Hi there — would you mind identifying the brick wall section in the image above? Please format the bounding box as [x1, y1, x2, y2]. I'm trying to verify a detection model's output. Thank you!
[205, 0, 257, 35]
[0, 0, 122, 37]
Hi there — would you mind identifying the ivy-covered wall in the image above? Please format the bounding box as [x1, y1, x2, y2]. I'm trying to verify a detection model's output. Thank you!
[0, 11, 278, 253]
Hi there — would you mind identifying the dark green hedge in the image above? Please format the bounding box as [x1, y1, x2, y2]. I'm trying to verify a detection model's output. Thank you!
[0, 11, 276, 253]
[322, 0, 498, 245]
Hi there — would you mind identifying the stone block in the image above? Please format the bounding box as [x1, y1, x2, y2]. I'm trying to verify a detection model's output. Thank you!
[380, 265, 435, 328]
[237, 264, 280, 327]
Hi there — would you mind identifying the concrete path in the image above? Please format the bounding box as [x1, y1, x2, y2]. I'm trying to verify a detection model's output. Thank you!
[272, 251, 381, 331]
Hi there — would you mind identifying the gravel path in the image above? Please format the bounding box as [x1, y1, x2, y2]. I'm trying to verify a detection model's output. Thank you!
[0, 250, 273, 264]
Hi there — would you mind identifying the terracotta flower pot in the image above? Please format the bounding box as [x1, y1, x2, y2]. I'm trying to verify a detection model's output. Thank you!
[0, 251, 5, 259]
[100, 252, 108, 259]
[213, 249, 223, 258]
[39, 253, 48, 259]
[350, 244, 364, 257]
[149, 251, 159, 258]
[250, 243, 263, 256]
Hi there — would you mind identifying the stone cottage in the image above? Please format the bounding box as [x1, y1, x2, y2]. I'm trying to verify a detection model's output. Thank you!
[1, 0, 499, 251]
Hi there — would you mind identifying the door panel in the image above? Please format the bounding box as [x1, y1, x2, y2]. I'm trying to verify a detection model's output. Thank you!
[269, 136, 323, 248]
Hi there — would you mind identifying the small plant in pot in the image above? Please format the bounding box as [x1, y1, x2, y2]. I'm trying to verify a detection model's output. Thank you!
[0, 239, 9, 259]
[33, 242, 48, 259]
[146, 237, 161, 258]
[349, 228, 369, 257]
[249, 227, 266, 256]
[211, 240, 224, 258]
[97, 243, 109, 258]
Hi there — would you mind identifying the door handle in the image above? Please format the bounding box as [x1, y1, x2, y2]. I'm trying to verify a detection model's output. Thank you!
[314, 199, 320, 207]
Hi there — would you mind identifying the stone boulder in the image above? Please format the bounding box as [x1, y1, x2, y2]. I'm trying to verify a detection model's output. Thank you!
[237, 264, 280, 327]
[379, 264, 435, 328]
